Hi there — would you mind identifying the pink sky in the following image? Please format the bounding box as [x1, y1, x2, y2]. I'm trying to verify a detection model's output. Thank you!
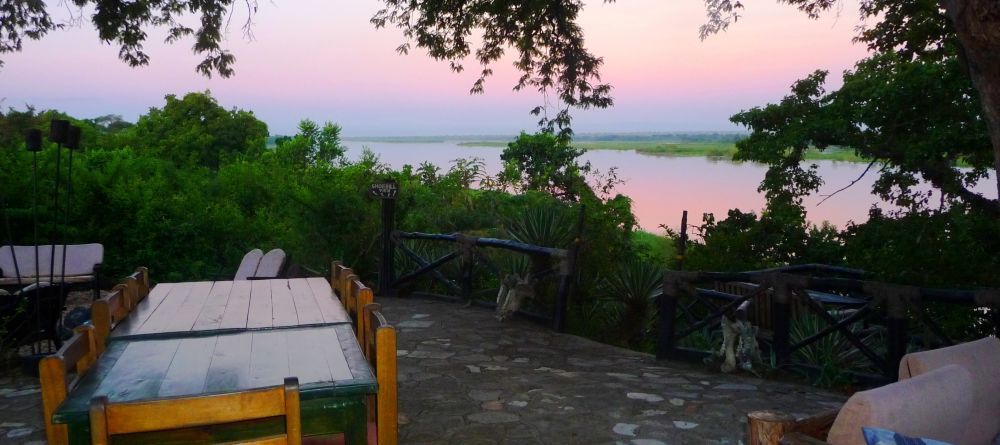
[0, 0, 871, 136]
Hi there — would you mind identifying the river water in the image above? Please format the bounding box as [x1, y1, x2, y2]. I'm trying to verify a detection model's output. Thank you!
[343, 140, 997, 232]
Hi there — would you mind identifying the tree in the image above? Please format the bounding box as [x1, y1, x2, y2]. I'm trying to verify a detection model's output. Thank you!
[4, 0, 1000, 186]
[273, 119, 346, 168]
[499, 131, 589, 201]
[709, 0, 1000, 214]
[85, 115, 133, 134]
[729, 2, 997, 218]
[128, 91, 268, 169]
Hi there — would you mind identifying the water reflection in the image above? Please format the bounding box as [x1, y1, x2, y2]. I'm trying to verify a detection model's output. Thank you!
[343, 140, 996, 233]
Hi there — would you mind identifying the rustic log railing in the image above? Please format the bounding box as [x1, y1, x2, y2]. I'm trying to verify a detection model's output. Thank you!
[388, 230, 578, 332]
[657, 268, 1000, 381]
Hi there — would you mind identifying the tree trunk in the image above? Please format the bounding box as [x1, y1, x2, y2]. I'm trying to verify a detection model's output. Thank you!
[940, 0, 1000, 215]
[747, 411, 796, 445]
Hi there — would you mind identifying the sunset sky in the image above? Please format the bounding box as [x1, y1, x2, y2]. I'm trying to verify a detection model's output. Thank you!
[1, 0, 871, 136]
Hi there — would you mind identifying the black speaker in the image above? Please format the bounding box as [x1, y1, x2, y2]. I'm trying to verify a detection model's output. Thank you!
[26, 129, 43, 152]
[66, 126, 82, 150]
[49, 119, 70, 144]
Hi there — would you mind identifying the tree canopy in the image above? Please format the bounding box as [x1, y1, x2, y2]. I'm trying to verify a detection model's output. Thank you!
[128, 91, 268, 169]
[4, 0, 999, 213]
[730, 0, 997, 217]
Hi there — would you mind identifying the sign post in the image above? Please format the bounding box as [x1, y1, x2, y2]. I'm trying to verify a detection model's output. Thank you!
[370, 179, 398, 297]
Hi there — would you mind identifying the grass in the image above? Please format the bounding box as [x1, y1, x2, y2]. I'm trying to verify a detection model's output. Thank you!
[457, 141, 869, 163]
[631, 230, 676, 265]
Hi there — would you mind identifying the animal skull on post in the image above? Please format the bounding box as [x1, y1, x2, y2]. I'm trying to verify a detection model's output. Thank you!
[496, 274, 537, 321]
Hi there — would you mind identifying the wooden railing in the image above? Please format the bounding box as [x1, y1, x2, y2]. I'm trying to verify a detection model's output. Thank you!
[387, 231, 579, 332]
[656, 268, 1000, 381]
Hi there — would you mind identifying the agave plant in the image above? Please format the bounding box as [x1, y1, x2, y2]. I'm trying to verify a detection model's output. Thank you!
[789, 310, 885, 387]
[599, 260, 663, 348]
[506, 205, 576, 249]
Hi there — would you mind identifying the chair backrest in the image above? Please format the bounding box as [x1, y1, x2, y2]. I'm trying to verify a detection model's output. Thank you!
[897, 336, 1000, 445]
[329, 260, 343, 291]
[126, 266, 150, 302]
[350, 277, 374, 346]
[0, 244, 103, 278]
[826, 364, 972, 445]
[89, 377, 302, 445]
[91, 284, 128, 355]
[234, 249, 264, 280]
[336, 266, 353, 304]
[254, 248, 287, 278]
[40, 325, 99, 445]
[362, 303, 398, 445]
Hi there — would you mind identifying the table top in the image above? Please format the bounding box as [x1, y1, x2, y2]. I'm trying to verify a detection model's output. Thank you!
[111, 278, 350, 339]
[54, 324, 375, 425]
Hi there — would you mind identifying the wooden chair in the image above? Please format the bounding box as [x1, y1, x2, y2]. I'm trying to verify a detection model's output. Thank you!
[362, 303, 398, 445]
[91, 267, 147, 351]
[90, 284, 127, 355]
[334, 265, 353, 305]
[89, 377, 302, 445]
[39, 325, 99, 445]
[349, 277, 374, 347]
[127, 266, 150, 303]
[329, 260, 343, 294]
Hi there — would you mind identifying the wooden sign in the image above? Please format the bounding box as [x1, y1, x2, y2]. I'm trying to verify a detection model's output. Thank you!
[369, 180, 399, 200]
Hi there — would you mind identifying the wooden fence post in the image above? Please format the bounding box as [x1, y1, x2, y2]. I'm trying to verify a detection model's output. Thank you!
[886, 284, 918, 379]
[675, 210, 688, 270]
[370, 180, 398, 297]
[553, 205, 585, 333]
[658, 270, 693, 360]
[763, 273, 808, 364]
[456, 234, 477, 304]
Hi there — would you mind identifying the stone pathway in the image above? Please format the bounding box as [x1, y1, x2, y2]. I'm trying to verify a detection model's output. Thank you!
[0, 296, 845, 444]
[382, 297, 846, 445]
[0, 374, 46, 444]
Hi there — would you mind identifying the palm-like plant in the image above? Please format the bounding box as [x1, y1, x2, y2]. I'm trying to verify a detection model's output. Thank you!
[789, 310, 885, 387]
[599, 260, 663, 348]
[506, 206, 575, 249]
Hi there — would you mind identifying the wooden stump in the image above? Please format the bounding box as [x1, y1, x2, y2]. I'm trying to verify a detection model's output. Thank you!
[747, 410, 796, 445]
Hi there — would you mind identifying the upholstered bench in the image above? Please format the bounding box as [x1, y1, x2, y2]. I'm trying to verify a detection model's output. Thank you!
[0, 244, 103, 299]
[748, 336, 1000, 445]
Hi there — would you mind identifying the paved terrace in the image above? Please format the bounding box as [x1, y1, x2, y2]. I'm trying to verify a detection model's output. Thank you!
[384, 297, 844, 445]
[0, 296, 845, 444]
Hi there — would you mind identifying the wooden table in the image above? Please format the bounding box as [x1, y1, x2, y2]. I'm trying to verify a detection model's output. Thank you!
[53, 324, 375, 444]
[111, 278, 350, 339]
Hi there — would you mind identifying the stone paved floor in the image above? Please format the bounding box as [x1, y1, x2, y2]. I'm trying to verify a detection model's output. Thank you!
[0, 373, 46, 444]
[0, 296, 846, 444]
[382, 297, 846, 445]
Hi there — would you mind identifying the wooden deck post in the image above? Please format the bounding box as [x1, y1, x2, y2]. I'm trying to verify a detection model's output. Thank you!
[370, 179, 398, 297]
[457, 234, 477, 304]
[885, 284, 918, 379]
[553, 205, 584, 333]
[675, 210, 688, 270]
[657, 270, 689, 360]
[764, 273, 806, 364]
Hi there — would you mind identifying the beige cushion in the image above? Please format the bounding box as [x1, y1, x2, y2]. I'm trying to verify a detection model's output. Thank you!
[254, 248, 286, 278]
[898, 336, 1000, 445]
[234, 249, 263, 280]
[827, 364, 973, 445]
[0, 244, 103, 279]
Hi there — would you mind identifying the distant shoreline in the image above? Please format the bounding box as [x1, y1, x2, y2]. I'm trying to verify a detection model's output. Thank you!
[341, 137, 865, 163]
[333, 133, 873, 163]
[452, 140, 865, 162]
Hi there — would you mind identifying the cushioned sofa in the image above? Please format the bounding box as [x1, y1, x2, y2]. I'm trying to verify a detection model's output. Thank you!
[749, 336, 1000, 445]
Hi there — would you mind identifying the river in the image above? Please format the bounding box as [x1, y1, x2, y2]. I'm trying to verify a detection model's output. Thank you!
[343, 140, 997, 232]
